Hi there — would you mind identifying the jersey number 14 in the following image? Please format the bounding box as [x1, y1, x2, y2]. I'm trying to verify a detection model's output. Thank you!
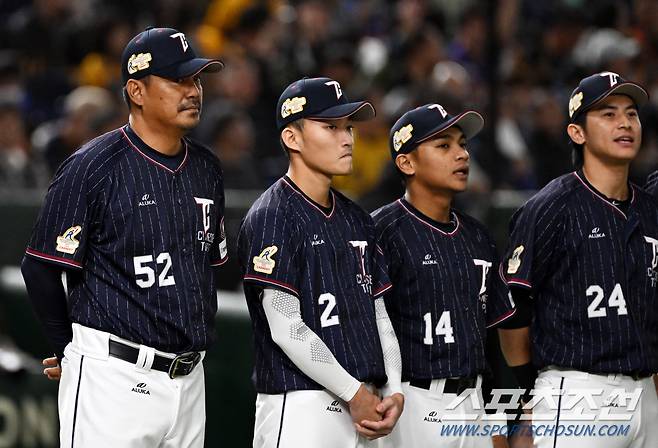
[423, 311, 455, 345]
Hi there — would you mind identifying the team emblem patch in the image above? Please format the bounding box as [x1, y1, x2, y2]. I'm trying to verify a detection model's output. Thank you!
[56, 226, 82, 254]
[393, 124, 413, 152]
[253, 246, 278, 274]
[507, 245, 524, 274]
[127, 53, 152, 74]
[281, 97, 307, 118]
[568, 92, 583, 118]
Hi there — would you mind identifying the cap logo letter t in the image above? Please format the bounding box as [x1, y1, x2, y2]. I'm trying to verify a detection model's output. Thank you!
[600, 71, 619, 87]
[428, 104, 448, 118]
[325, 81, 342, 99]
[170, 32, 189, 52]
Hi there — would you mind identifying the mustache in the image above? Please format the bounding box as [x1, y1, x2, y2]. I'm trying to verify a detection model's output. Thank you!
[178, 101, 201, 112]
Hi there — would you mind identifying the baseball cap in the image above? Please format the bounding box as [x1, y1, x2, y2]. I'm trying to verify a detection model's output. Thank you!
[276, 77, 375, 131]
[568, 71, 648, 122]
[121, 27, 224, 85]
[389, 104, 484, 158]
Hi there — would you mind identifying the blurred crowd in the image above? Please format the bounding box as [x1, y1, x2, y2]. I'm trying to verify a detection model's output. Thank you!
[1, 0, 658, 206]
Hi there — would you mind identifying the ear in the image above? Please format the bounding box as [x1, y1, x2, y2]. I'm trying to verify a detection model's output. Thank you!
[126, 79, 146, 108]
[281, 126, 302, 153]
[395, 153, 415, 176]
[567, 123, 586, 146]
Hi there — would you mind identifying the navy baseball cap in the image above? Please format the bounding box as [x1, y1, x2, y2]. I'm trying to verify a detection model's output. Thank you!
[276, 77, 375, 131]
[568, 71, 648, 122]
[390, 104, 484, 158]
[121, 27, 223, 85]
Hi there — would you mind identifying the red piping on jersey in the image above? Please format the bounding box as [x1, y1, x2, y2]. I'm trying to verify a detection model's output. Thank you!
[210, 257, 228, 266]
[486, 308, 517, 329]
[507, 278, 531, 288]
[397, 199, 460, 236]
[373, 282, 392, 297]
[243, 274, 300, 296]
[572, 171, 634, 219]
[121, 128, 189, 174]
[281, 177, 335, 219]
[25, 248, 83, 269]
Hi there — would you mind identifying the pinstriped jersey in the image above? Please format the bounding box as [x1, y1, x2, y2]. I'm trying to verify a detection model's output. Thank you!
[237, 176, 391, 394]
[645, 170, 658, 197]
[26, 125, 227, 353]
[372, 199, 515, 381]
[502, 171, 658, 374]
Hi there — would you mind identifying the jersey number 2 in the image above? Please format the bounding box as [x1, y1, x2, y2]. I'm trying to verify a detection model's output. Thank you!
[319, 293, 340, 328]
[423, 311, 455, 345]
[586, 283, 627, 318]
[134, 253, 176, 288]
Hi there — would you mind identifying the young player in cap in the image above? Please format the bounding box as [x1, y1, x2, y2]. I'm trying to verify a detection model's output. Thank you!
[237, 77, 404, 447]
[499, 72, 658, 447]
[21, 27, 227, 447]
[372, 104, 515, 447]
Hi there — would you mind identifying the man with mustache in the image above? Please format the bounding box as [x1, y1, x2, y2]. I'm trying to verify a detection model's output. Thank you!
[21, 27, 227, 447]
[372, 104, 515, 447]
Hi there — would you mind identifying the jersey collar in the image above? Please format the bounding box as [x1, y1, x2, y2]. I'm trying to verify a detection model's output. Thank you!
[121, 125, 189, 174]
[282, 176, 335, 219]
[573, 170, 634, 219]
[397, 198, 460, 235]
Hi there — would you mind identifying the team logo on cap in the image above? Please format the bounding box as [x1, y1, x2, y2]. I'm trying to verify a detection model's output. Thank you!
[170, 32, 189, 52]
[507, 245, 524, 274]
[253, 246, 278, 274]
[568, 92, 583, 118]
[127, 53, 152, 74]
[56, 226, 82, 254]
[281, 97, 307, 118]
[393, 124, 414, 152]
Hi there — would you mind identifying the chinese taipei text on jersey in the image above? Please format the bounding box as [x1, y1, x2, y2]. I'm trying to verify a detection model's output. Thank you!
[25, 125, 228, 352]
[372, 198, 515, 381]
[237, 176, 392, 394]
[502, 171, 658, 375]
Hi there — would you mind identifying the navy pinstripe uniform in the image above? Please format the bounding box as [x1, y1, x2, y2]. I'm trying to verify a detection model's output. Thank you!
[26, 125, 227, 351]
[373, 198, 515, 383]
[502, 171, 658, 375]
[645, 171, 658, 197]
[237, 176, 391, 394]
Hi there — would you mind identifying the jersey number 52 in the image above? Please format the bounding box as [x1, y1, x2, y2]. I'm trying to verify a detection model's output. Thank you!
[133, 253, 176, 288]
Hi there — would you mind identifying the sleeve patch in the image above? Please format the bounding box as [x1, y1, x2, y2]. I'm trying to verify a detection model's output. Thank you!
[507, 245, 524, 274]
[253, 245, 278, 274]
[56, 226, 82, 254]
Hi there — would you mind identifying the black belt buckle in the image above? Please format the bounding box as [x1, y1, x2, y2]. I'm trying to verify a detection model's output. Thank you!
[168, 352, 201, 379]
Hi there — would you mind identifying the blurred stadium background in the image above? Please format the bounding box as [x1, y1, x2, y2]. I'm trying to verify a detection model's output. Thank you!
[1, 0, 657, 446]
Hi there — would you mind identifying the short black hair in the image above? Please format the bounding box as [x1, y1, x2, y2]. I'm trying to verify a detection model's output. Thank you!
[570, 113, 586, 168]
[279, 119, 304, 156]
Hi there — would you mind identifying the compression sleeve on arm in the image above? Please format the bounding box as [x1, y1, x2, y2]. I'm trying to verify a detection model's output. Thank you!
[374, 297, 402, 395]
[20, 256, 72, 360]
[262, 288, 361, 402]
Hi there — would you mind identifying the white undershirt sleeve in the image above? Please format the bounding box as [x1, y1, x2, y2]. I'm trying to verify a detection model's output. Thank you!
[374, 297, 403, 395]
[262, 288, 362, 402]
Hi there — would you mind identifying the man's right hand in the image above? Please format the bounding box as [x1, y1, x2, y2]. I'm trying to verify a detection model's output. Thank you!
[42, 357, 61, 380]
[348, 384, 382, 429]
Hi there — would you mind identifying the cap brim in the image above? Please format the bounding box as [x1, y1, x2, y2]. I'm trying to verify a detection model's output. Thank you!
[307, 101, 376, 122]
[592, 82, 649, 110]
[417, 110, 485, 143]
[157, 58, 224, 79]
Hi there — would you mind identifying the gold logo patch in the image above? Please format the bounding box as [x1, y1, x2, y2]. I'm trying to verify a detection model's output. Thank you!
[253, 246, 278, 274]
[281, 97, 307, 118]
[56, 226, 82, 254]
[127, 53, 152, 74]
[393, 124, 414, 152]
[568, 92, 583, 118]
[507, 245, 524, 274]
